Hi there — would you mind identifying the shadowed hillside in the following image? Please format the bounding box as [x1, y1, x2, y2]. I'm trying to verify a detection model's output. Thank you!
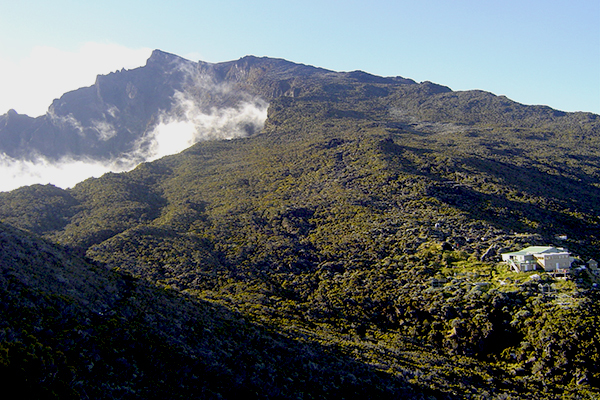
[1, 221, 458, 399]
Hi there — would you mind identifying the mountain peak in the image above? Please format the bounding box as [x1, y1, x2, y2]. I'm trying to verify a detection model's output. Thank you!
[6, 108, 18, 117]
[146, 49, 191, 67]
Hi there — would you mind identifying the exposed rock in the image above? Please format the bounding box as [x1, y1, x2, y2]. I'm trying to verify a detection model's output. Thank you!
[480, 244, 497, 261]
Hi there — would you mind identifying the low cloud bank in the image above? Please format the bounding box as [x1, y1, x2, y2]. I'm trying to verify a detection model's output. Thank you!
[0, 154, 134, 192]
[0, 93, 268, 192]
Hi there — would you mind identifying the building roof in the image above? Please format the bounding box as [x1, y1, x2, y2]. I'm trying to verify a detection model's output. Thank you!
[502, 246, 568, 256]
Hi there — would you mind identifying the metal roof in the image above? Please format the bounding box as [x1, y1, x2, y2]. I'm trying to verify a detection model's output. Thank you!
[502, 246, 568, 256]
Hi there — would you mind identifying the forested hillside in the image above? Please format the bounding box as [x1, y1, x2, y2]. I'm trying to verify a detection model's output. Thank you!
[0, 52, 599, 398]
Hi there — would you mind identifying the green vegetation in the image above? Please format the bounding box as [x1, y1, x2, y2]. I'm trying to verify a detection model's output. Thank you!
[0, 62, 599, 398]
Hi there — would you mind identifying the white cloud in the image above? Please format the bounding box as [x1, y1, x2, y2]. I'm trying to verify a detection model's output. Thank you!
[47, 111, 85, 135]
[144, 96, 268, 162]
[0, 153, 137, 192]
[0, 43, 152, 117]
[141, 69, 269, 162]
[91, 120, 118, 141]
[0, 96, 268, 192]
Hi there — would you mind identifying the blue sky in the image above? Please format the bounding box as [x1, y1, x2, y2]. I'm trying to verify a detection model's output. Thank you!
[1, 0, 599, 116]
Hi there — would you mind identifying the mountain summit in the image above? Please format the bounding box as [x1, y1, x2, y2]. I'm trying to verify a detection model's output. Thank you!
[2, 49, 594, 163]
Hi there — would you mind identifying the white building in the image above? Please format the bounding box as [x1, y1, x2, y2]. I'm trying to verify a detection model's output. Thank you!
[501, 246, 573, 273]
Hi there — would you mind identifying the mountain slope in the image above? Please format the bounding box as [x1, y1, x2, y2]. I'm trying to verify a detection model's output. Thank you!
[3, 221, 460, 399]
[0, 50, 599, 398]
